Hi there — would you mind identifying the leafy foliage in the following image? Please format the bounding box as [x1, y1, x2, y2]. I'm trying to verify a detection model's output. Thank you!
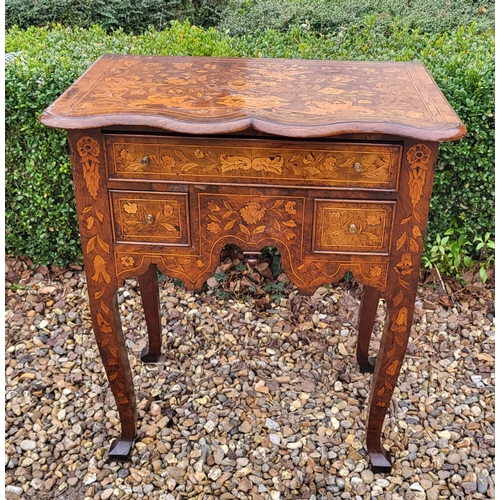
[5, 0, 224, 33]
[6, 21, 494, 271]
[217, 0, 494, 37]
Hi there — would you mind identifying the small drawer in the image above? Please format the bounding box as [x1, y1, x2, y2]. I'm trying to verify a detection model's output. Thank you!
[105, 134, 401, 190]
[313, 200, 395, 254]
[110, 191, 189, 245]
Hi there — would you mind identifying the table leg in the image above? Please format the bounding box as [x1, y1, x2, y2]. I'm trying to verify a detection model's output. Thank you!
[357, 286, 380, 373]
[365, 287, 417, 472]
[137, 264, 162, 363]
[88, 285, 138, 460]
[364, 141, 438, 471]
[68, 130, 140, 460]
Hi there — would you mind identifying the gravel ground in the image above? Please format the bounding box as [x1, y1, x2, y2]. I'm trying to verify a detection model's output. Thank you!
[5, 256, 495, 500]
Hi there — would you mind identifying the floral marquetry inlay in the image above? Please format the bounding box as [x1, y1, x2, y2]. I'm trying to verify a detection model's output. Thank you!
[111, 193, 189, 244]
[109, 139, 400, 189]
[42, 55, 466, 141]
[406, 143, 432, 207]
[373, 142, 436, 407]
[201, 194, 303, 243]
[76, 136, 101, 199]
[45, 53, 467, 468]
[314, 201, 395, 253]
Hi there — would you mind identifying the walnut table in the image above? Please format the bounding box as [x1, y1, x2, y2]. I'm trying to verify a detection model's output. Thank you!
[40, 55, 466, 471]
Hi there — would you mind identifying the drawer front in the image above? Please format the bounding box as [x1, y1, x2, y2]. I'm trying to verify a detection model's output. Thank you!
[313, 200, 395, 254]
[199, 192, 305, 245]
[110, 191, 189, 245]
[106, 135, 401, 189]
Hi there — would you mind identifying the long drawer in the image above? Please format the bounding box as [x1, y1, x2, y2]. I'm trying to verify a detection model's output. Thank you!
[105, 135, 402, 190]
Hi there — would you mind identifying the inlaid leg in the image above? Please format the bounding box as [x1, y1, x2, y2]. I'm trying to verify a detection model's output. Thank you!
[69, 129, 138, 461]
[88, 286, 138, 460]
[137, 264, 162, 363]
[357, 286, 380, 373]
[365, 141, 438, 471]
[365, 289, 416, 472]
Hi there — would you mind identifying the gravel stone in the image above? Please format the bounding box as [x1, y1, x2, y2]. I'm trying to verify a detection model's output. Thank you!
[447, 453, 461, 465]
[100, 489, 114, 500]
[4, 257, 494, 500]
[477, 474, 489, 494]
[462, 482, 477, 494]
[265, 418, 280, 431]
[5, 485, 23, 499]
[19, 440, 36, 451]
[118, 469, 129, 479]
[360, 469, 374, 484]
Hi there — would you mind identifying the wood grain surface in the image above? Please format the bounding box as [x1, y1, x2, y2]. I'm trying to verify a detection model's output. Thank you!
[106, 135, 401, 189]
[40, 55, 466, 141]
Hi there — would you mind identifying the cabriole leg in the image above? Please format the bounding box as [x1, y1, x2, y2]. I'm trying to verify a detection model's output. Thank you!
[68, 129, 138, 460]
[137, 264, 162, 363]
[366, 140, 438, 471]
[88, 285, 138, 460]
[357, 286, 380, 373]
[365, 287, 417, 472]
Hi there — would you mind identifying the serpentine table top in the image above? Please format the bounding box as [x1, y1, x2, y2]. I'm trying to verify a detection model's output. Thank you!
[40, 54, 465, 140]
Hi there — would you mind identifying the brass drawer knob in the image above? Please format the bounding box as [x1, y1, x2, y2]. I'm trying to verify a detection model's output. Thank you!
[349, 224, 358, 234]
[141, 156, 150, 166]
[353, 162, 363, 173]
[146, 214, 154, 224]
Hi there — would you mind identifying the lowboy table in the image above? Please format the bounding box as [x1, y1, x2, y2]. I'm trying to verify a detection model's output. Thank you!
[40, 55, 465, 471]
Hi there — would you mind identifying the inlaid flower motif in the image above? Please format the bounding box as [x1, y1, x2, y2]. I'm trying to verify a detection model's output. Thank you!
[386, 360, 400, 376]
[207, 222, 222, 234]
[208, 201, 220, 212]
[327, 211, 341, 224]
[394, 252, 413, 275]
[228, 79, 251, 89]
[366, 214, 381, 226]
[161, 155, 176, 168]
[285, 201, 297, 214]
[123, 203, 138, 214]
[323, 157, 337, 171]
[251, 156, 284, 174]
[391, 307, 408, 334]
[91, 255, 111, 284]
[407, 144, 431, 167]
[369, 266, 382, 277]
[303, 153, 315, 164]
[172, 62, 193, 69]
[97, 313, 112, 333]
[220, 155, 252, 172]
[76, 136, 100, 158]
[239, 202, 266, 225]
[116, 393, 130, 405]
[408, 167, 427, 208]
[82, 159, 100, 199]
[77, 138, 101, 199]
[194, 149, 204, 159]
[162, 203, 174, 217]
[121, 256, 135, 267]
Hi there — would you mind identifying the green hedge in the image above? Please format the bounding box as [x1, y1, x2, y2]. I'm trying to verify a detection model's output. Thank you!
[5, 0, 224, 33]
[6, 21, 494, 268]
[6, 0, 494, 36]
[218, 0, 495, 37]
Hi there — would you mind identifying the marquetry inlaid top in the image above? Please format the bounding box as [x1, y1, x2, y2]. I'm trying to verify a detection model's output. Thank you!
[40, 55, 466, 141]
